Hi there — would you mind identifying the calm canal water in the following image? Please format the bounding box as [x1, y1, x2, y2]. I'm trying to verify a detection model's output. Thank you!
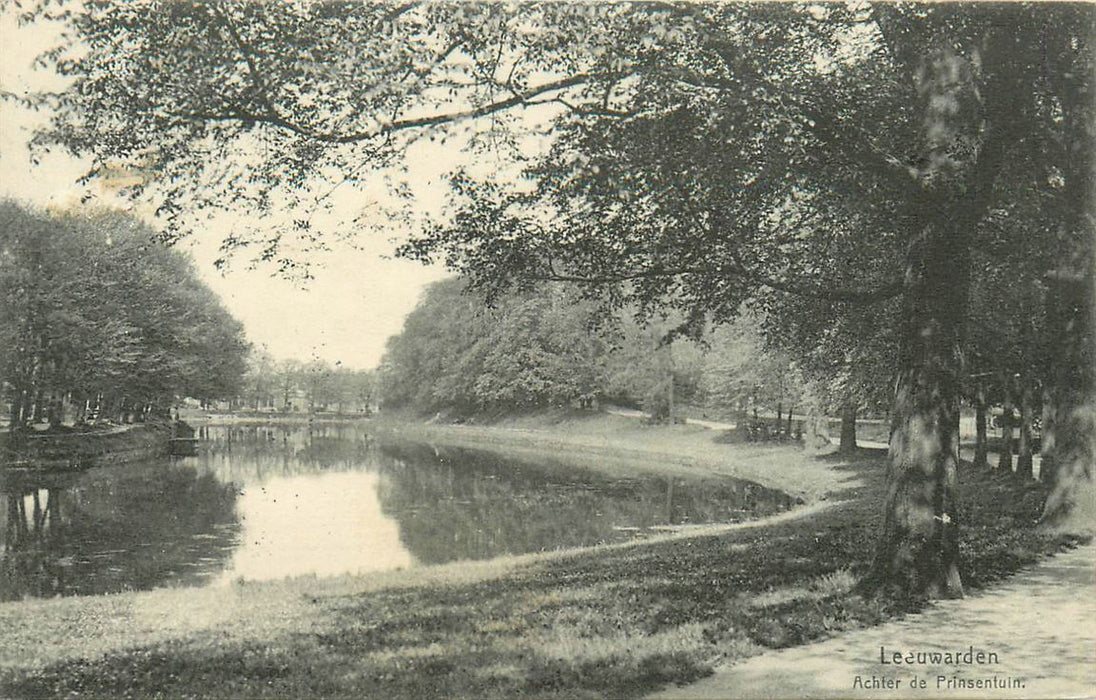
[1, 423, 795, 601]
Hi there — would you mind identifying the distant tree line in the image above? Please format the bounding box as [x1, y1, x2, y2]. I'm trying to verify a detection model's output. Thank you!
[379, 278, 832, 429]
[236, 352, 375, 415]
[0, 201, 249, 431]
[380, 279, 610, 415]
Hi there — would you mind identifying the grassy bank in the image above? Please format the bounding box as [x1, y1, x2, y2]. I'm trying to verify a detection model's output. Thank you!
[0, 412, 1085, 699]
[369, 409, 852, 503]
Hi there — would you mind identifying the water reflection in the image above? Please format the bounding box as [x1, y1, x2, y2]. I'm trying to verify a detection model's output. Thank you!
[1, 460, 239, 601]
[2, 424, 795, 599]
[214, 470, 415, 584]
[373, 442, 795, 565]
[193, 425, 415, 583]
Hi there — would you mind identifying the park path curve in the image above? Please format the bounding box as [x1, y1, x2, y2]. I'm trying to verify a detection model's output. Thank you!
[652, 544, 1095, 699]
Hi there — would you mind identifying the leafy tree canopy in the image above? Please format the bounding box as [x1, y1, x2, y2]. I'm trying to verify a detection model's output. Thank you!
[1, 200, 250, 427]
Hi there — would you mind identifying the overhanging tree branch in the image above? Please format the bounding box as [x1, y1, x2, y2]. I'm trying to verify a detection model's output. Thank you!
[798, 105, 925, 195]
[160, 72, 598, 144]
[533, 256, 903, 304]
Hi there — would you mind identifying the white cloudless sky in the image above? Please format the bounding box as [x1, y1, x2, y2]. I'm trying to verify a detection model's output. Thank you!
[0, 9, 505, 370]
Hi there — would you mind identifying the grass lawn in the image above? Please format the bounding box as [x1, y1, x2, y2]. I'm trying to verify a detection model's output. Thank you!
[0, 415, 1085, 699]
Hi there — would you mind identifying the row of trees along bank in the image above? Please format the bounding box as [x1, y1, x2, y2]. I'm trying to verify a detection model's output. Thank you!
[237, 352, 375, 414]
[0, 201, 250, 432]
[380, 278, 836, 433]
[28, 1, 1093, 601]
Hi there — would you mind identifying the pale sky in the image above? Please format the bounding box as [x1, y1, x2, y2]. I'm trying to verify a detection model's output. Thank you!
[0, 10, 516, 371]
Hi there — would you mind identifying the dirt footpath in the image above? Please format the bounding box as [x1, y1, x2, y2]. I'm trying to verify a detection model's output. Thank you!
[653, 544, 1096, 699]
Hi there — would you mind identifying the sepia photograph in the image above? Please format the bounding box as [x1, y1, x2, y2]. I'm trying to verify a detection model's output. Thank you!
[1, 1, 1093, 698]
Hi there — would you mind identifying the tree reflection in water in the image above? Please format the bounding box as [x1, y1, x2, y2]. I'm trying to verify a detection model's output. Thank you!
[2, 425, 796, 599]
[0, 459, 239, 601]
[372, 442, 796, 565]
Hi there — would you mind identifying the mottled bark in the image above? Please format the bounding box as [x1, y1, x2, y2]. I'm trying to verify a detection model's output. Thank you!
[864, 213, 967, 600]
[863, 19, 1033, 598]
[1040, 272, 1095, 528]
[1039, 20, 1095, 526]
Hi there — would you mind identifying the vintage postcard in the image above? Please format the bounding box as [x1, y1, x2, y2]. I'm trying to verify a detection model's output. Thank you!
[1, 2, 1093, 698]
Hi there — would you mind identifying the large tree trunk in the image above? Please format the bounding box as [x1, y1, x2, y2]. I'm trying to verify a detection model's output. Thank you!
[839, 403, 858, 454]
[1040, 271, 1095, 528]
[861, 18, 1031, 598]
[1039, 19, 1095, 527]
[863, 212, 968, 600]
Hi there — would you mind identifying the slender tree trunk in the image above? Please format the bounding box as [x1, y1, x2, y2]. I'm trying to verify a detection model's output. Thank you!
[1040, 385, 1057, 483]
[7, 492, 22, 541]
[32, 490, 43, 533]
[9, 389, 24, 432]
[32, 386, 45, 424]
[20, 382, 34, 428]
[997, 386, 1015, 472]
[839, 403, 858, 454]
[48, 392, 62, 429]
[974, 383, 988, 468]
[1016, 380, 1034, 480]
[667, 367, 675, 423]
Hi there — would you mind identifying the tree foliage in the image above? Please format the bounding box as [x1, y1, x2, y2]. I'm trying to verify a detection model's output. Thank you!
[0, 201, 249, 428]
[237, 350, 375, 413]
[700, 311, 806, 418]
[381, 278, 802, 423]
[380, 278, 609, 414]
